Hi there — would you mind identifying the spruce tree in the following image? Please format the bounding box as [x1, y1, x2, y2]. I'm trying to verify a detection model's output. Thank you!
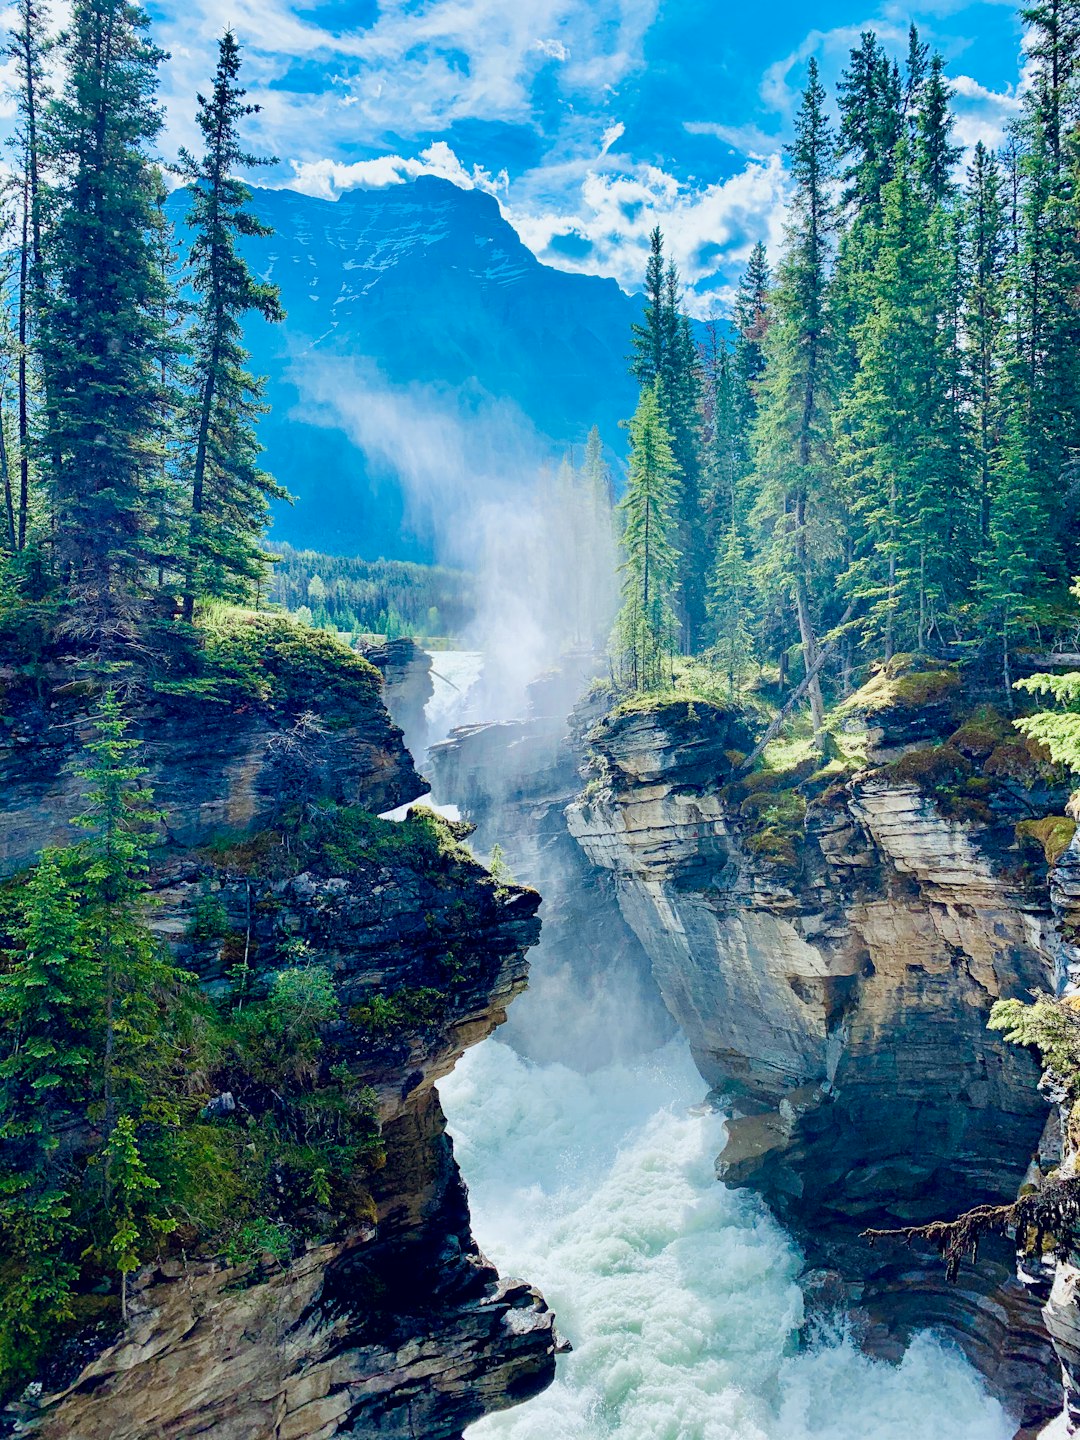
[733, 241, 771, 438]
[41, 0, 168, 640]
[5, 0, 51, 553]
[750, 58, 838, 740]
[613, 382, 681, 691]
[963, 143, 1008, 544]
[178, 30, 285, 620]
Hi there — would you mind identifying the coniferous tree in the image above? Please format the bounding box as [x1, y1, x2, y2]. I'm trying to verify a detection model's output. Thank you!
[733, 241, 771, 440]
[179, 31, 285, 621]
[41, 0, 168, 640]
[963, 142, 1009, 545]
[5, 0, 50, 553]
[750, 58, 838, 740]
[838, 139, 961, 655]
[614, 382, 681, 691]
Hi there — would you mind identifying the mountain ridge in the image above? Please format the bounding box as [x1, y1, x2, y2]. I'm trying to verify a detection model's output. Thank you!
[191, 176, 644, 562]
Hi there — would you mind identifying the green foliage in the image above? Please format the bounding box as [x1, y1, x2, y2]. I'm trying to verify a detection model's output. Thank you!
[268, 545, 475, 641]
[41, 0, 169, 631]
[154, 609, 381, 721]
[222, 1216, 295, 1269]
[178, 30, 284, 620]
[1016, 604, 1080, 768]
[989, 994, 1080, 1098]
[612, 381, 681, 692]
[187, 887, 230, 943]
[350, 988, 445, 1037]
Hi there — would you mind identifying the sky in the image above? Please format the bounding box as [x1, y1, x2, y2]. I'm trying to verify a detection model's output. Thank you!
[26, 0, 1038, 313]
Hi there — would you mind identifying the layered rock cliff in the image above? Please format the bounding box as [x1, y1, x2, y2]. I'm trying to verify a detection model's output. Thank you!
[0, 622, 556, 1439]
[565, 688, 1065, 1427]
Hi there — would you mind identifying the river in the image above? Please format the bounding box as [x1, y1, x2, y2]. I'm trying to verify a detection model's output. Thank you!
[428, 653, 1014, 1440]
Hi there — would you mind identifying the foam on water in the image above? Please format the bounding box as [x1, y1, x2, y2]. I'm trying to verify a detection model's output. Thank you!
[440, 1038, 1013, 1440]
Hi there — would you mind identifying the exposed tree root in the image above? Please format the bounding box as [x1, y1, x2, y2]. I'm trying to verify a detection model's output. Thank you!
[862, 1176, 1080, 1281]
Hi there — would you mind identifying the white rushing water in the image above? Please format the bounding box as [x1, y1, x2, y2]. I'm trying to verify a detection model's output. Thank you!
[440, 1038, 1013, 1440]
[426, 650, 484, 746]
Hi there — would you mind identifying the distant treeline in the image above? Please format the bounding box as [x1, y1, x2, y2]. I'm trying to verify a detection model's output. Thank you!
[268, 544, 476, 640]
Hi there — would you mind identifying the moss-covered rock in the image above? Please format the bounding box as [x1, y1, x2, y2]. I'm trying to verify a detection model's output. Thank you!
[1016, 815, 1077, 866]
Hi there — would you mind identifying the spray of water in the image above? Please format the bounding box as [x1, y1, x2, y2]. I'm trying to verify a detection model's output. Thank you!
[440, 1040, 1014, 1440]
[293, 354, 617, 718]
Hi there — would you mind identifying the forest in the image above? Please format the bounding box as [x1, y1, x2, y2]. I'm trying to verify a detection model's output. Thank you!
[611, 7, 1080, 771]
[267, 545, 475, 643]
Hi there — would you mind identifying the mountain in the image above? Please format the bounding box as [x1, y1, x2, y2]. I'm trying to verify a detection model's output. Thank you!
[187, 177, 643, 562]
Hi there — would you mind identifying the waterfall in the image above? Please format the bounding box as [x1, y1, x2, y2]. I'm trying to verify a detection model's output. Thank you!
[428, 657, 1015, 1440]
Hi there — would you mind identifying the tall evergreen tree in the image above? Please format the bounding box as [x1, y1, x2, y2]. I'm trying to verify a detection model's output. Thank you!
[732, 241, 771, 440]
[613, 382, 681, 691]
[751, 58, 838, 740]
[178, 31, 285, 620]
[963, 142, 1009, 545]
[41, 0, 168, 640]
[5, 0, 51, 553]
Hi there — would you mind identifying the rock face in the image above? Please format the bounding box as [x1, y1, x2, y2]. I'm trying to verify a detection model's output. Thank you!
[0, 661, 421, 873]
[0, 651, 556, 1439]
[565, 698, 1061, 1428]
[360, 639, 434, 766]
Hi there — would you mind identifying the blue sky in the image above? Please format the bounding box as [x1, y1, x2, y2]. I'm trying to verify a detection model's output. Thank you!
[141, 0, 1029, 313]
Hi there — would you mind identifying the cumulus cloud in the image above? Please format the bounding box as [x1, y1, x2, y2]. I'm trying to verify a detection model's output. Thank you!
[950, 73, 1024, 152]
[506, 154, 790, 315]
[288, 142, 508, 201]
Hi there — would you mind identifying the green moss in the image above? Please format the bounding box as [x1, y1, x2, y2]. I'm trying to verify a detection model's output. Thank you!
[202, 805, 474, 884]
[948, 706, 1010, 760]
[741, 788, 807, 867]
[154, 609, 382, 725]
[885, 743, 973, 790]
[842, 655, 961, 719]
[984, 734, 1056, 788]
[1016, 815, 1077, 866]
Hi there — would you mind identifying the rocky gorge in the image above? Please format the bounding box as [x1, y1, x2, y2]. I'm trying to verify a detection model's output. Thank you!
[0, 624, 557, 1439]
[425, 648, 1080, 1436]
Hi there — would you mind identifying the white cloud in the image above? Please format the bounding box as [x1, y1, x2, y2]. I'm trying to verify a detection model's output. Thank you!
[505, 153, 790, 315]
[151, 0, 658, 165]
[950, 73, 1024, 153]
[600, 122, 626, 156]
[532, 38, 570, 62]
[684, 120, 781, 160]
[287, 141, 507, 201]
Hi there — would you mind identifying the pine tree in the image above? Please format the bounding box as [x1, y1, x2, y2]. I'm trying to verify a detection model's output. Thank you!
[5, 0, 51, 553]
[916, 54, 961, 200]
[630, 227, 671, 388]
[732, 241, 771, 438]
[0, 853, 91, 1378]
[750, 58, 838, 741]
[613, 382, 681, 691]
[963, 143, 1008, 545]
[41, 0, 168, 640]
[711, 520, 755, 697]
[178, 31, 285, 620]
[838, 32, 903, 221]
[838, 139, 962, 656]
[73, 691, 175, 1142]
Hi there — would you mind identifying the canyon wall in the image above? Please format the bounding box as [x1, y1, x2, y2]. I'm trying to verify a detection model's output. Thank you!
[0, 637, 556, 1440]
[431, 663, 1072, 1431]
